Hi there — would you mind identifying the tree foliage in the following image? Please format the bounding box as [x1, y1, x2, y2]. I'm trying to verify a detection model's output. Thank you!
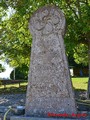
[74, 43, 88, 65]
[10, 64, 29, 80]
[0, 0, 90, 67]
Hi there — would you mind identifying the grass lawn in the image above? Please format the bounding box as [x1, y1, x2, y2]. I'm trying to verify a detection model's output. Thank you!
[71, 77, 88, 90]
[0, 77, 89, 94]
[0, 82, 27, 89]
[0, 82, 28, 94]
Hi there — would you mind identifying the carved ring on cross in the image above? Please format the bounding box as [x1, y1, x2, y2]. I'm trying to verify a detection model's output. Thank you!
[29, 6, 66, 37]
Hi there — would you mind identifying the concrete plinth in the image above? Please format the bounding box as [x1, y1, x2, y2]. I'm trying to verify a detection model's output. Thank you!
[10, 116, 78, 120]
[10, 111, 89, 120]
[10, 111, 90, 120]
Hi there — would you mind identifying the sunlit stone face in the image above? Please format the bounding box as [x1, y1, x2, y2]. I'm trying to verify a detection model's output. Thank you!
[25, 5, 77, 117]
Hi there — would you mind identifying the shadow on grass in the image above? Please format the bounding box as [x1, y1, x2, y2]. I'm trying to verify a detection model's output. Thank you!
[74, 87, 87, 100]
[73, 88, 90, 111]
[0, 85, 27, 94]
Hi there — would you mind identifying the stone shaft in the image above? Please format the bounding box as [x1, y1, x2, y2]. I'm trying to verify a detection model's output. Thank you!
[25, 5, 77, 117]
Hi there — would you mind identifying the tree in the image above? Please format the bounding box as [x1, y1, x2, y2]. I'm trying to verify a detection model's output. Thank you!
[59, 0, 90, 98]
[63, 0, 90, 98]
[74, 43, 88, 66]
[10, 64, 29, 80]
[0, 9, 31, 67]
[0, 0, 90, 97]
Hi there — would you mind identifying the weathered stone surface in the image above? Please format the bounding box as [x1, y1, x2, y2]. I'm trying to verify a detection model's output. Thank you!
[25, 5, 77, 117]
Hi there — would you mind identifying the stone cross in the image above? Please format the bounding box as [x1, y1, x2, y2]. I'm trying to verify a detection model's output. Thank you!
[25, 5, 77, 117]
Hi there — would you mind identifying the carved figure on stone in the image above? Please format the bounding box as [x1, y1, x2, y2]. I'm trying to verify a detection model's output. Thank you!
[30, 6, 65, 37]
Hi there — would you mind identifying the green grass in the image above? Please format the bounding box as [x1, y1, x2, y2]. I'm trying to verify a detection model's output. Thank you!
[0, 78, 89, 94]
[0, 82, 28, 94]
[72, 77, 88, 90]
[0, 82, 27, 89]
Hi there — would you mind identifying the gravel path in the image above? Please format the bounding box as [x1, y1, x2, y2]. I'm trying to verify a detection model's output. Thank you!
[0, 93, 26, 120]
[0, 93, 90, 120]
[0, 94, 26, 107]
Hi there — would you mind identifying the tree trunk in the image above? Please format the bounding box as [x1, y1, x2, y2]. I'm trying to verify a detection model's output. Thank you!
[87, 39, 90, 99]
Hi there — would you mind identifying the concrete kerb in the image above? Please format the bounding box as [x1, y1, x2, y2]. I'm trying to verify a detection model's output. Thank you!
[10, 116, 80, 120]
[10, 111, 90, 120]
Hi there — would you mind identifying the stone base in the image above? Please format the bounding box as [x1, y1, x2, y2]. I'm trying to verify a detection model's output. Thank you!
[10, 116, 88, 120]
